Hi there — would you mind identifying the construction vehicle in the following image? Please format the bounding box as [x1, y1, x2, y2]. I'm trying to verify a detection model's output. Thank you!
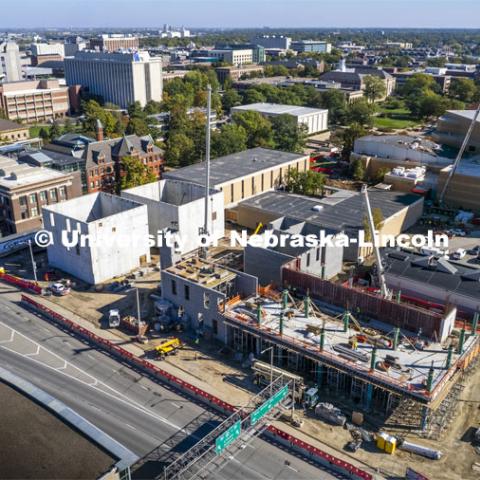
[304, 386, 319, 408]
[153, 338, 183, 359]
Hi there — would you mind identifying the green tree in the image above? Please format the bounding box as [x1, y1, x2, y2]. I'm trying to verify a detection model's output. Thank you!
[83, 100, 117, 137]
[363, 207, 384, 242]
[165, 132, 195, 168]
[351, 157, 366, 181]
[49, 121, 62, 140]
[211, 124, 247, 158]
[448, 78, 477, 103]
[126, 117, 150, 136]
[39, 127, 50, 143]
[120, 155, 156, 190]
[347, 100, 374, 126]
[232, 110, 274, 148]
[285, 169, 325, 196]
[342, 123, 367, 159]
[222, 89, 242, 112]
[270, 114, 307, 153]
[143, 100, 163, 115]
[363, 75, 387, 103]
[242, 88, 267, 104]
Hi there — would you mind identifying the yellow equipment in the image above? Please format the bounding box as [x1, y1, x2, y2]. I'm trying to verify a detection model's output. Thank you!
[154, 338, 183, 358]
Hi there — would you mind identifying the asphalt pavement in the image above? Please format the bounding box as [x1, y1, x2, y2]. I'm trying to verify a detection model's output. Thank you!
[0, 288, 341, 479]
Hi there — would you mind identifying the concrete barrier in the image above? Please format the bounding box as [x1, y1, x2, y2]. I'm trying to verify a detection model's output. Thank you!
[21, 293, 375, 480]
[0, 273, 42, 294]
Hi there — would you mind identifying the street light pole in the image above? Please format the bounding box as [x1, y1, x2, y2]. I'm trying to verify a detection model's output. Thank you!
[28, 240, 37, 283]
[136, 287, 142, 338]
[261, 346, 274, 396]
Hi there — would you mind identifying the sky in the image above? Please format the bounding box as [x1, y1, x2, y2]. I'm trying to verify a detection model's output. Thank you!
[1, 0, 480, 29]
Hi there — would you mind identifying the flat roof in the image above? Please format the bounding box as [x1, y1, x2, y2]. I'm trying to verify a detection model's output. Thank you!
[232, 103, 328, 118]
[164, 147, 306, 187]
[240, 189, 421, 232]
[0, 155, 68, 190]
[445, 110, 480, 122]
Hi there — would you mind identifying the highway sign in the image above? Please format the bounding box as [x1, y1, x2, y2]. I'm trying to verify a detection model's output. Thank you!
[251, 385, 289, 425]
[215, 420, 241, 455]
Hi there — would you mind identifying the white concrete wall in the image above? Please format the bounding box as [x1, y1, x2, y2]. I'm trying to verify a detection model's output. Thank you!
[43, 197, 150, 285]
[122, 180, 224, 255]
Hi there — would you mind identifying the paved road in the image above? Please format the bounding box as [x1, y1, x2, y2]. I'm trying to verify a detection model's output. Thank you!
[0, 287, 341, 479]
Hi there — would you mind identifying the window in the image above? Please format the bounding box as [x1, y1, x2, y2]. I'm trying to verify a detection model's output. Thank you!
[112, 227, 116, 233]
[59, 187, 66, 198]
[212, 319, 218, 335]
[29, 193, 36, 204]
[241, 180, 244, 199]
[261, 174, 264, 191]
[316, 247, 320, 262]
[30, 206, 38, 217]
[270, 170, 273, 187]
[21, 211, 29, 220]
[39, 191, 47, 202]
[251, 177, 255, 194]
[19, 196, 27, 207]
[171, 279, 177, 295]
[230, 184, 234, 203]
[49, 189, 57, 201]
[184, 284, 190, 300]
[306, 253, 311, 267]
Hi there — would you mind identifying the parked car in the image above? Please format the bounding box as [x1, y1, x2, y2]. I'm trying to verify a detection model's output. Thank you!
[467, 245, 480, 256]
[49, 283, 70, 296]
[452, 248, 466, 260]
[447, 229, 466, 237]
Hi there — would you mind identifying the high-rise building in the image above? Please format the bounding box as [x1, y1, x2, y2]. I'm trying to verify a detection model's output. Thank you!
[89, 34, 139, 52]
[64, 50, 162, 108]
[0, 42, 22, 82]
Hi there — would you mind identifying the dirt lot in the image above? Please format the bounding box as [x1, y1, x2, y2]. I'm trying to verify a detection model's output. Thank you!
[0, 381, 116, 480]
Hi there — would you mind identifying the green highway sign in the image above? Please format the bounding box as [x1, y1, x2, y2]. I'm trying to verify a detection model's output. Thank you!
[251, 385, 289, 425]
[215, 420, 242, 455]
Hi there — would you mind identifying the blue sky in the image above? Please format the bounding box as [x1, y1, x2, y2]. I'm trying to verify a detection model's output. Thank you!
[1, 0, 480, 28]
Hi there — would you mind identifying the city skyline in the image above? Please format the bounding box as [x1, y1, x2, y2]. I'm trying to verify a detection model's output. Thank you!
[1, 0, 480, 29]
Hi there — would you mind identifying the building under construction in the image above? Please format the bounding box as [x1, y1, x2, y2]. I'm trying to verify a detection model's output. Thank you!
[220, 286, 480, 434]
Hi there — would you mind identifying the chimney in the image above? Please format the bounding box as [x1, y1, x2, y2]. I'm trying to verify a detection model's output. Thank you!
[95, 119, 104, 142]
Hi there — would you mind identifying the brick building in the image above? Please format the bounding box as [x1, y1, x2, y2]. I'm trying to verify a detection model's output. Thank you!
[0, 155, 82, 235]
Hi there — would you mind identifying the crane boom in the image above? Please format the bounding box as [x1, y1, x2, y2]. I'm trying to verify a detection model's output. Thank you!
[362, 185, 389, 298]
[439, 104, 480, 205]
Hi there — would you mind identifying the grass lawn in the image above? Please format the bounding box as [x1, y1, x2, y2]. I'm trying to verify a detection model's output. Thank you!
[373, 105, 423, 130]
[28, 125, 50, 138]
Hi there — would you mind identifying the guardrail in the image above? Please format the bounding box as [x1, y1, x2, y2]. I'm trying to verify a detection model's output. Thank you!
[0, 273, 42, 294]
[21, 293, 374, 480]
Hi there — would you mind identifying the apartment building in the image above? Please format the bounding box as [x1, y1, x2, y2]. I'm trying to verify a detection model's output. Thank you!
[64, 50, 162, 108]
[0, 155, 81, 235]
[0, 79, 70, 123]
[89, 34, 139, 52]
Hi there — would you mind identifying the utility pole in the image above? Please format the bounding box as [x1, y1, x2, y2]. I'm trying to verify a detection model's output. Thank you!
[202, 84, 212, 259]
[28, 240, 37, 283]
[261, 346, 274, 396]
[136, 287, 142, 338]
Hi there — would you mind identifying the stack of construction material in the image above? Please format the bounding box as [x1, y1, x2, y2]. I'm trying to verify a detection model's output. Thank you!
[315, 402, 347, 426]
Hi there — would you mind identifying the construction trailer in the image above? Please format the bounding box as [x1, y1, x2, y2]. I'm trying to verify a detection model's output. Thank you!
[221, 287, 480, 434]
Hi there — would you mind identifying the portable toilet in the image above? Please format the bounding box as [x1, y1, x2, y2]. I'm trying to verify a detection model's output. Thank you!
[376, 432, 388, 450]
[385, 436, 397, 454]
